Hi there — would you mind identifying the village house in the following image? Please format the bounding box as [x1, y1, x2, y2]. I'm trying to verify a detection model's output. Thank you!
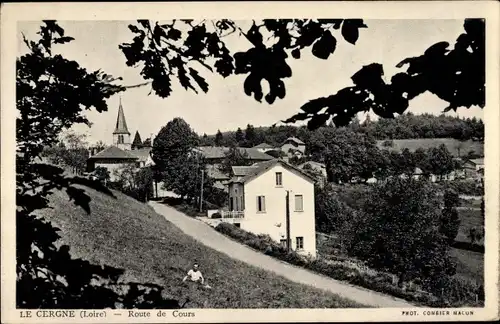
[193, 146, 274, 190]
[211, 159, 317, 257]
[252, 142, 277, 153]
[87, 99, 153, 181]
[298, 161, 327, 186]
[281, 137, 306, 158]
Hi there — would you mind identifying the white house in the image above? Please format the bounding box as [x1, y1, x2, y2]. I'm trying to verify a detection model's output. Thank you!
[281, 137, 306, 157]
[252, 142, 277, 153]
[221, 159, 317, 257]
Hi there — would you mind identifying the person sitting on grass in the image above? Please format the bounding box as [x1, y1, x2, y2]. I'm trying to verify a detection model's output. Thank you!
[183, 263, 210, 288]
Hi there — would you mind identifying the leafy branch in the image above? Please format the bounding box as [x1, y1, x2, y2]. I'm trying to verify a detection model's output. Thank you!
[119, 19, 367, 103]
[284, 19, 485, 129]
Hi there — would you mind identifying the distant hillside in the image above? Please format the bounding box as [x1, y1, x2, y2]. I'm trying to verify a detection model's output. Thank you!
[38, 185, 362, 308]
[376, 138, 484, 157]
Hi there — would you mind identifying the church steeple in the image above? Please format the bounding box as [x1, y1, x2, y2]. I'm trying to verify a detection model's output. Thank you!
[113, 97, 131, 150]
[113, 97, 130, 135]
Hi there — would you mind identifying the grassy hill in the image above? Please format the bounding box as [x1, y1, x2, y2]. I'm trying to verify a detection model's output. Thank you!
[376, 138, 484, 157]
[37, 185, 364, 308]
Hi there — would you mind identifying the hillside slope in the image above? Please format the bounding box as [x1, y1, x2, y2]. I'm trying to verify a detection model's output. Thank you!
[376, 138, 484, 157]
[38, 185, 364, 308]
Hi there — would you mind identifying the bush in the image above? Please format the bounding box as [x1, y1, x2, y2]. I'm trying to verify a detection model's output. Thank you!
[215, 222, 483, 307]
[211, 212, 221, 219]
[441, 180, 483, 196]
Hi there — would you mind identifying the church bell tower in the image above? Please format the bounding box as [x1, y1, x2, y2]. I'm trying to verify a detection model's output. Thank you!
[113, 97, 131, 150]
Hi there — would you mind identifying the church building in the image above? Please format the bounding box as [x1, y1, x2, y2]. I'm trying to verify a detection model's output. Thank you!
[87, 99, 154, 181]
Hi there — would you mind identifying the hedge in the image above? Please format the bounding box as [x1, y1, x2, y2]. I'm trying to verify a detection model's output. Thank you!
[215, 223, 483, 307]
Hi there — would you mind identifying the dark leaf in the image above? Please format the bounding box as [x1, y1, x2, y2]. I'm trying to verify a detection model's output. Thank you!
[167, 28, 182, 41]
[300, 97, 331, 114]
[341, 19, 366, 45]
[307, 114, 330, 130]
[53, 36, 75, 44]
[311, 31, 337, 60]
[137, 20, 151, 29]
[188, 68, 208, 93]
[247, 23, 263, 46]
[291, 48, 301, 59]
[282, 112, 309, 124]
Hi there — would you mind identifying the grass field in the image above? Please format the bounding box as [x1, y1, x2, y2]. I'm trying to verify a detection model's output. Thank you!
[376, 138, 484, 157]
[456, 208, 484, 245]
[450, 248, 484, 284]
[37, 185, 364, 308]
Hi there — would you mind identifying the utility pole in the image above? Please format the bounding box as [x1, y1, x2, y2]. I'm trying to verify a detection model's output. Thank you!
[199, 169, 204, 213]
[285, 190, 291, 252]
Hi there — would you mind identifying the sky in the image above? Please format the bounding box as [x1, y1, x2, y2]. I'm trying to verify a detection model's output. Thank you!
[17, 19, 483, 145]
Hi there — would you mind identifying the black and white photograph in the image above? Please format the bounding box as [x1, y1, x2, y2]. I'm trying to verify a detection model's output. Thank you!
[2, 1, 499, 323]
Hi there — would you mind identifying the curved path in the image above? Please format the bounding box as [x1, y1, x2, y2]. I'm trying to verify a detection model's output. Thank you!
[149, 201, 414, 308]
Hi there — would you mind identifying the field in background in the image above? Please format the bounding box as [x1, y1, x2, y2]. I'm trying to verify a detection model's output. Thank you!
[456, 208, 484, 245]
[37, 185, 363, 309]
[376, 138, 484, 157]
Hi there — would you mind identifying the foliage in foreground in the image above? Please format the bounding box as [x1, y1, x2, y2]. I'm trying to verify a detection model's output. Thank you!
[16, 21, 182, 308]
[215, 222, 484, 307]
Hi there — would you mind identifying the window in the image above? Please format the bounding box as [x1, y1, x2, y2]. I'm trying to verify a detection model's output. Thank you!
[294, 195, 303, 212]
[118, 135, 124, 144]
[296, 237, 304, 250]
[257, 196, 266, 212]
[275, 172, 283, 186]
[280, 239, 287, 248]
[229, 197, 234, 211]
[235, 197, 240, 211]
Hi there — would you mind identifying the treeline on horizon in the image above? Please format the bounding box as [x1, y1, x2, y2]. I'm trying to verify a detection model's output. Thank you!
[199, 113, 484, 148]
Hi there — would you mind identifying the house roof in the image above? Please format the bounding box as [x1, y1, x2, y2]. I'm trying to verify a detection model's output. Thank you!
[113, 98, 130, 135]
[230, 159, 315, 185]
[195, 146, 274, 161]
[283, 137, 305, 145]
[88, 146, 137, 160]
[129, 148, 152, 162]
[299, 161, 326, 169]
[253, 143, 274, 149]
[231, 166, 259, 177]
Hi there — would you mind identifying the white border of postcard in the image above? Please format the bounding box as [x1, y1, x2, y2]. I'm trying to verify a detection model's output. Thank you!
[1, 1, 499, 323]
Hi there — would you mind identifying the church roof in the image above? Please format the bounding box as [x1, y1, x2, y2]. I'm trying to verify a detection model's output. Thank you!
[113, 98, 130, 135]
[88, 146, 137, 160]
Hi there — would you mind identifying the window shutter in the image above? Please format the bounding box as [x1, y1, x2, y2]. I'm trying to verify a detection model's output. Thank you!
[262, 196, 266, 212]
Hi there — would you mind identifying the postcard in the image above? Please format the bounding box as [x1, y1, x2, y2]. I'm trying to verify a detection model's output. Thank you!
[1, 1, 499, 323]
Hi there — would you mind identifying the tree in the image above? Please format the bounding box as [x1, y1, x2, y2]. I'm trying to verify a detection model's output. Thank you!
[220, 146, 252, 174]
[94, 166, 110, 184]
[215, 129, 224, 146]
[440, 189, 461, 244]
[349, 178, 456, 287]
[42, 131, 89, 174]
[17, 21, 180, 308]
[94, 140, 107, 152]
[322, 128, 382, 183]
[161, 154, 214, 205]
[151, 117, 199, 170]
[235, 127, 244, 144]
[142, 137, 152, 147]
[244, 124, 257, 147]
[427, 144, 454, 181]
